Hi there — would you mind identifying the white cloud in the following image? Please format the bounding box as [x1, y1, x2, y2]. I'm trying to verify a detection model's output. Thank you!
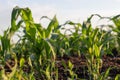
[114, 0, 120, 2]
[0, 2, 13, 35]
[29, 4, 57, 22]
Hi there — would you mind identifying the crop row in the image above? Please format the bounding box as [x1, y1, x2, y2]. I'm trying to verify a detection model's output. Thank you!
[0, 6, 120, 80]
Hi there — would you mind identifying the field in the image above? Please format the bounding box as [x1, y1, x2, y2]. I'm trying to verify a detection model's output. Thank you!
[0, 6, 120, 80]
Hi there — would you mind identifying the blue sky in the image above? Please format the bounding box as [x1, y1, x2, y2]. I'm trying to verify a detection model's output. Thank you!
[1, 0, 120, 34]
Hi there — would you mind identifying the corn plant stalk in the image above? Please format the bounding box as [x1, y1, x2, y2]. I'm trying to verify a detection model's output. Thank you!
[111, 15, 120, 53]
[80, 15, 113, 80]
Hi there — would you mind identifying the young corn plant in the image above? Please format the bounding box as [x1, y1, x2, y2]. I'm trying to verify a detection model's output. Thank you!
[51, 33, 70, 57]
[68, 61, 77, 80]
[80, 15, 113, 80]
[111, 15, 120, 53]
[61, 60, 77, 80]
[98, 67, 111, 80]
[63, 21, 81, 56]
[51, 21, 82, 57]
[0, 6, 59, 79]
[0, 11, 20, 80]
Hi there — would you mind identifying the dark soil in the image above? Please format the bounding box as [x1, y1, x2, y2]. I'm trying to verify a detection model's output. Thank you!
[56, 54, 120, 80]
[1, 53, 120, 80]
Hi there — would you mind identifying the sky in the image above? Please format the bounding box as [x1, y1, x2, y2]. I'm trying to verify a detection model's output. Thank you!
[1, 0, 120, 34]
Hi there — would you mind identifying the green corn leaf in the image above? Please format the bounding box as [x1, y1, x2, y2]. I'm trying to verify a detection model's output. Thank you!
[65, 21, 75, 25]
[26, 25, 36, 41]
[94, 44, 100, 57]
[1, 30, 10, 55]
[44, 39, 56, 60]
[21, 9, 36, 41]
[45, 66, 50, 80]
[0, 70, 8, 80]
[102, 68, 111, 80]
[89, 47, 92, 54]
[11, 6, 21, 33]
[82, 22, 87, 35]
[115, 74, 120, 80]
[111, 15, 120, 30]
[92, 28, 99, 41]
[46, 15, 59, 38]
[34, 23, 43, 38]
[21, 8, 34, 21]
[68, 61, 73, 70]
[20, 58, 25, 68]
